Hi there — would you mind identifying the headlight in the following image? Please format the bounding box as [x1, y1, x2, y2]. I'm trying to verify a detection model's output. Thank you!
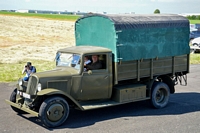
[18, 79, 23, 86]
[37, 83, 42, 92]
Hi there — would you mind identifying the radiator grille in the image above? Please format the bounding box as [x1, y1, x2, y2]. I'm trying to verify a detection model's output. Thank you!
[26, 76, 38, 95]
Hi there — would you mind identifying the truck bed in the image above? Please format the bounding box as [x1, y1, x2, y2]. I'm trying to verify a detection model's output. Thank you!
[114, 54, 189, 83]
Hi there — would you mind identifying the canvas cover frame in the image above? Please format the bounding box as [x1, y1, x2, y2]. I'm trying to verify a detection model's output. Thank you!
[75, 14, 190, 62]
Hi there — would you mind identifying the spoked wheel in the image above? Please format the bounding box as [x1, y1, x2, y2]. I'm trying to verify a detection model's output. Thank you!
[151, 82, 170, 109]
[10, 88, 27, 114]
[39, 96, 69, 128]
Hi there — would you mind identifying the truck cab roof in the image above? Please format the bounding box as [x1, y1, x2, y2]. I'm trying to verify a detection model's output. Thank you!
[58, 46, 112, 54]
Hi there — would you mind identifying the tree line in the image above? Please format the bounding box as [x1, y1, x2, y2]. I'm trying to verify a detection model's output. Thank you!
[153, 9, 200, 20]
[186, 15, 200, 20]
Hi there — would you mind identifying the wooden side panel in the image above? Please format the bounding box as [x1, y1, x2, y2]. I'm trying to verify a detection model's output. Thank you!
[115, 54, 189, 83]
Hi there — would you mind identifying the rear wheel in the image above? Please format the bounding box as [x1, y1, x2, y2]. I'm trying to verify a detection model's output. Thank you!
[10, 89, 27, 114]
[39, 96, 69, 128]
[151, 82, 170, 109]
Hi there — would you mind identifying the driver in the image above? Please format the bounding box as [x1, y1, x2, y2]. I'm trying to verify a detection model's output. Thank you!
[85, 55, 102, 70]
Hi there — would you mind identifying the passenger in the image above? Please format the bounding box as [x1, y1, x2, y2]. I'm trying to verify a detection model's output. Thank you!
[84, 56, 91, 65]
[84, 56, 91, 71]
[85, 55, 102, 70]
[22, 62, 36, 81]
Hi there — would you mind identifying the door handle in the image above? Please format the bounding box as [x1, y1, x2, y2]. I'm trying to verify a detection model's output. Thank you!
[104, 76, 108, 79]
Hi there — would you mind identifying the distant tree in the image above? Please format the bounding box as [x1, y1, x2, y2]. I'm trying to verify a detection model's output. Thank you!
[187, 15, 200, 20]
[191, 15, 197, 20]
[154, 9, 160, 14]
[186, 16, 191, 20]
[197, 15, 200, 20]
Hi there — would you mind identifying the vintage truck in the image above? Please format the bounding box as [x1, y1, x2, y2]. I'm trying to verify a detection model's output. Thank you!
[5, 14, 190, 127]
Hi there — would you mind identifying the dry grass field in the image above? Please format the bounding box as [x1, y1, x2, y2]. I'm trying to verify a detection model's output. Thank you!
[0, 15, 75, 64]
[0, 14, 199, 82]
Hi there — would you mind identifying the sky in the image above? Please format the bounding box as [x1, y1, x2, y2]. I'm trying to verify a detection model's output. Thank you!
[0, 0, 199, 14]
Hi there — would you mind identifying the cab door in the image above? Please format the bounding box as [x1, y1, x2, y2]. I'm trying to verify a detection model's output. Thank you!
[79, 53, 112, 100]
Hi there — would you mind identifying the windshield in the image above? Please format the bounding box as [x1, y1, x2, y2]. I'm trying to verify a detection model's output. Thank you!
[55, 52, 81, 70]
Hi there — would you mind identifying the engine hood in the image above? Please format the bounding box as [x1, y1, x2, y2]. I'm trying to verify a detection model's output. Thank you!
[33, 66, 79, 79]
[25, 67, 78, 95]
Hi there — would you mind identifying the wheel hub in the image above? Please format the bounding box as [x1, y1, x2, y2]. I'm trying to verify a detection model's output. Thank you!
[47, 103, 64, 122]
[156, 89, 165, 103]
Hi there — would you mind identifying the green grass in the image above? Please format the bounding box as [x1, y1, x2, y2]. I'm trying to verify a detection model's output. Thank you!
[0, 54, 199, 82]
[0, 11, 80, 21]
[188, 20, 200, 64]
[189, 20, 200, 24]
[0, 60, 55, 82]
[190, 54, 200, 64]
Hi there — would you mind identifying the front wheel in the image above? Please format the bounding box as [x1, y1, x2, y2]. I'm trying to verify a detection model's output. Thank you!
[151, 82, 170, 109]
[39, 96, 69, 128]
[10, 88, 27, 114]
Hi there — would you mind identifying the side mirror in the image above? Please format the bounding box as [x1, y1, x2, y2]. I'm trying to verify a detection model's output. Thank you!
[88, 70, 92, 75]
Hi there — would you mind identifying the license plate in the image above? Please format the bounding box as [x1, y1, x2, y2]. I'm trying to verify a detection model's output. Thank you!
[17, 91, 31, 99]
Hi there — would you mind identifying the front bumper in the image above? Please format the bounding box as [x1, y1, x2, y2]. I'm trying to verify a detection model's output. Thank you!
[5, 99, 39, 117]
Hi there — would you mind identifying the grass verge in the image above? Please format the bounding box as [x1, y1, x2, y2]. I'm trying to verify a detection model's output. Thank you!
[0, 11, 80, 21]
[0, 60, 55, 82]
[190, 54, 200, 64]
[0, 54, 199, 82]
[189, 20, 200, 24]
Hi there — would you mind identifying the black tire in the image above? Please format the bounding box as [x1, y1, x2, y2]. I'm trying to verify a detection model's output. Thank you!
[39, 96, 69, 128]
[151, 82, 170, 109]
[10, 89, 27, 114]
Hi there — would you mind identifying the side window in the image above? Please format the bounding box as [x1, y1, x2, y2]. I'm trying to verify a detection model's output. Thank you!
[84, 54, 107, 71]
[99, 54, 107, 69]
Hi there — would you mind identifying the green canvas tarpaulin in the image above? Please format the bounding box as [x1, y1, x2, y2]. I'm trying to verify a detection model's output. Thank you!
[75, 14, 190, 62]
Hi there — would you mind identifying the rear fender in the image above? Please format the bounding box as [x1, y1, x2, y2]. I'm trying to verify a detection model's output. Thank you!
[148, 75, 175, 94]
[158, 75, 175, 94]
[37, 88, 84, 110]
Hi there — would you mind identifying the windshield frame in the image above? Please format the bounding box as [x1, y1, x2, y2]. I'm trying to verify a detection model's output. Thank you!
[55, 52, 82, 71]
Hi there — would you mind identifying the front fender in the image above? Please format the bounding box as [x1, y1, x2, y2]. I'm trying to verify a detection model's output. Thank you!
[37, 88, 84, 110]
[37, 88, 67, 96]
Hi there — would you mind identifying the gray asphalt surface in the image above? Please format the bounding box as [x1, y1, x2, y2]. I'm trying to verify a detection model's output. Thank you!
[0, 64, 200, 133]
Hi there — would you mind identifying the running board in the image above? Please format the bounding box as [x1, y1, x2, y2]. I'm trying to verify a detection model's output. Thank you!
[79, 98, 150, 110]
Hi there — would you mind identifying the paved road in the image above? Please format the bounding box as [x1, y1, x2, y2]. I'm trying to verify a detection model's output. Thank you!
[0, 65, 200, 133]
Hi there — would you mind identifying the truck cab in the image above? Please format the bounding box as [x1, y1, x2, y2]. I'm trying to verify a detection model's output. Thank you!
[55, 46, 113, 101]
